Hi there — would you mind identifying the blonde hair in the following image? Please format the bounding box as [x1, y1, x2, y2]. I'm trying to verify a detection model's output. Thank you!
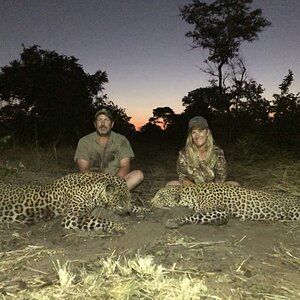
[185, 128, 218, 168]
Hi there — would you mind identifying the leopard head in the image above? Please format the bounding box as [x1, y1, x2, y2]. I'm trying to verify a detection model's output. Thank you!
[66, 172, 132, 213]
[151, 186, 182, 208]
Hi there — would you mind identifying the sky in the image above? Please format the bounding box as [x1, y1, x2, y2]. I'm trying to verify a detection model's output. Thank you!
[1, 0, 300, 129]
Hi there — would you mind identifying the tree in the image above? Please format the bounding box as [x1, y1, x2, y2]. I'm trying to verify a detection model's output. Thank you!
[182, 86, 222, 117]
[140, 122, 162, 134]
[139, 122, 164, 143]
[271, 70, 300, 143]
[0, 45, 109, 145]
[180, 0, 271, 112]
[149, 107, 175, 130]
[229, 79, 270, 138]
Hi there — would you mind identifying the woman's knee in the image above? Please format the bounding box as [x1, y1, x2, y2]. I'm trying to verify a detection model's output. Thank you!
[166, 180, 182, 186]
[224, 180, 240, 186]
[126, 170, 144, 189]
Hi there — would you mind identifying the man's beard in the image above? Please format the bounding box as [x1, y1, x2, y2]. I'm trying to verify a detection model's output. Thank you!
[97, 126, 111, 136]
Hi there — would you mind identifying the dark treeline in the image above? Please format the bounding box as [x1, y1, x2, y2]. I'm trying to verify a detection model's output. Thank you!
[143, 70, 300, 151]
[0, 45, 299, 153]
[0, 45, 134, 148]
[1, 0, 300, 152]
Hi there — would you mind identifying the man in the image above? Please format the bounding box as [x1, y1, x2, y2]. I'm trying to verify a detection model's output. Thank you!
[74, 108, 144, 190]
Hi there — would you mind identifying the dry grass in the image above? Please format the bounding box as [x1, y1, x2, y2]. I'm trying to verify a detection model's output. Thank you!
[0, 245, 61, 274]
[1, 240, 299, 299]
[229, 153, 300, 193]
[6, 253, 215, 300]
[0, 245, 63, 296]
[0, 145, 300, 299]
[0, 145, 75, 182]
[271, 243, 300, 271]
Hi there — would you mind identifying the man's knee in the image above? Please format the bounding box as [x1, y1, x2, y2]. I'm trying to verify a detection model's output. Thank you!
[125, 170, 144, 190]
[132, 170, 144, 184]
[137, 170, 144, 181]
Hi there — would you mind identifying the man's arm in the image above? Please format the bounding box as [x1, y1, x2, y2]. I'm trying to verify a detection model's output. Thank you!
[116, 157, 131, 178]
[76, 159, 90, 173]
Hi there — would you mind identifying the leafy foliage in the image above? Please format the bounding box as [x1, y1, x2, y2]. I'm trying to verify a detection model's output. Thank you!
[180, 0, 271, 63]
[0, 45, 133, 145]
[180, 0, 271, 112]
[149, 107, 176, 130]
[270, 70, 300, 144]
[175, 69, 300, 149]
[182, 86, 223, 118]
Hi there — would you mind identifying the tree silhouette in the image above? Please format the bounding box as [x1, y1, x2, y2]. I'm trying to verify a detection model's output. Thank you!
[0, 45, 109, 145]
[182, 86, 222, 117]
[229, 79, 270, 139]
[149, 107, 175, 130]
[180, 0, 271, 113]
[271, 70, 300, 143]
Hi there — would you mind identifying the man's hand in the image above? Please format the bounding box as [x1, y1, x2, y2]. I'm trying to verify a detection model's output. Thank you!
[76, 159, 90, 173]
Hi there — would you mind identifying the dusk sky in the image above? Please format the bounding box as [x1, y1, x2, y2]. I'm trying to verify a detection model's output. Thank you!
[1, 0, 299, 129]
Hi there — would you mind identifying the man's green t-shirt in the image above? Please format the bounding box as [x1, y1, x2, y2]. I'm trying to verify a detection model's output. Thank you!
[74, 131, 135, 175]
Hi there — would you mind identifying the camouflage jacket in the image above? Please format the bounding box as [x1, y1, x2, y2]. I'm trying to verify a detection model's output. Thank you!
[176, 145, 227, 184]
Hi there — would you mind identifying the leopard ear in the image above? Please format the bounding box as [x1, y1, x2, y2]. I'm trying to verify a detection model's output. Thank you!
[105, 184, 115, 195]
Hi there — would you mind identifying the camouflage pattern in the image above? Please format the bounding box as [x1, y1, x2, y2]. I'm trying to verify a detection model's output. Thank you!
[176, 145, 227, 184]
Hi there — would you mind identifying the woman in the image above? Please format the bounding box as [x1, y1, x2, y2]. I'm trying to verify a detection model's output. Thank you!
[167, 116, 238, 186]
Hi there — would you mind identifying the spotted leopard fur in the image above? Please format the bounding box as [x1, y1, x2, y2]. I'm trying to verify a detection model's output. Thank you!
[151, 183, 300, 229]
[0, 172, 132, 233]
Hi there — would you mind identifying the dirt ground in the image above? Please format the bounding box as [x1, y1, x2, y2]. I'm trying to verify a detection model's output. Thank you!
[0, 147, 300, 299]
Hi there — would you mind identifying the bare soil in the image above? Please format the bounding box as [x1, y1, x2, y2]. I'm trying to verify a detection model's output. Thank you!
[0, 146, 300, 299]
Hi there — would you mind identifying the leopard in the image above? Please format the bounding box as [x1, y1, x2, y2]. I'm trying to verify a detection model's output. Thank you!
[0, 172, 133, 233]
[151, 183, 300, 229]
